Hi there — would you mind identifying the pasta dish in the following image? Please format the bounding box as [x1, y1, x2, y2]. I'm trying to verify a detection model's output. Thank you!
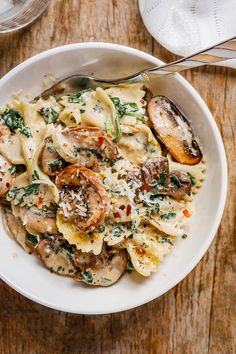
[0, 83, 205, 286]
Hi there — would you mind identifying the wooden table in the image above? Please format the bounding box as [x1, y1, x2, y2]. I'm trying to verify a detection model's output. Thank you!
[0, 1, 235, 353]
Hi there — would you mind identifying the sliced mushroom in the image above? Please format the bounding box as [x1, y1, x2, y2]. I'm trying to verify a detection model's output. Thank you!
[148, 96, 202, 165]
[37, 238, 77, 277]
[164, 170, 191, 199]
[19, 206, 58, 234]
[53, 126, 119, 168]
[141, 157, 169, 185]
[76, 247, 127, 287]
[0, 154, 13, 197]
[73, 243, 109, 270]
[56, 166, 110, 232]
[40, 138, 64, 176]
[3, 208, 35, 253]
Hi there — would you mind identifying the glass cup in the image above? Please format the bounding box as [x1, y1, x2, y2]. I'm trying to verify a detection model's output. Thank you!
[0, 0, 51, 33]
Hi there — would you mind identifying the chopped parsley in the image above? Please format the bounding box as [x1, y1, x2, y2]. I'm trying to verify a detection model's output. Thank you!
[159, 237, 173, 245]
[48, 159, 63, 169]
[130, 221, 137, 234]
[7, 183, 40, 205]
[170, 175, 181, 187]
[73, 146, 81, 156]
[146, 203, 160, 216]
[0, 108, 31, 137]
[32, 170, 40, 180]
[182, 234, 188, 239]
[160, 212, 176, 220]
[57, 244, 73, 261]
[187, 172, 196, 186]
[56, 266, 65, 272]
[126, 259, 134, 273]
[80, 109, 85, 114]
[39, 107, 58, 124]
[81, 270, 93, 284]
[68, 88, 92, 103]
[109, 97, 141, 141]
[109, 160, 116, 167]
[26, 233, 38, 246]
[8, 165, 17, 175]
[151, 172, 168, 188]
[86, 151, 92, 158]
[112, 225, 123, 238]
[98, 225, 105, 233]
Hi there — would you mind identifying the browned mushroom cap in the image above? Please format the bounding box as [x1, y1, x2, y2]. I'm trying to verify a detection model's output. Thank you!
[60, 127, 119, 161]
[19, 206, 58, 234]
[3, 208, 35, 253]
[40, 138, 64, 176]
[56, 166, 110, 232]
[76, 248, 127, 287]
[0, 154, 13, 197]
[148, 96, 202, 165]
[37, 238, 77, 277]
[141, 157, 169, 185]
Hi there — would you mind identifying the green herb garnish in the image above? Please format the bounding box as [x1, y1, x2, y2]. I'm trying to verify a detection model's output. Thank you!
[98, 225, 105, 233]
[39, 107, 58, 124]
[182, 234, 188, 239]
[160, 212, 176, 220]
[0, 108, 31, 137]
[159, 237, 173, 245]
[57, 266, 65, 272]
[126, 260, 134, 273]
[170, 175, 181, 187]
[112, 225, 123, 238]
[48, 159, 63, 169]
[68, 88, 92, 103]
[8, 165, 17, 175]
[26, 233, 38, 246]
[7, 183, 40, 205]
[187, 172, 196, 186]
[32, 170, 40, 180]
[146, 203, 160, 216]
[57, 244, 73, 261]
[130, 221, 137, 234]
[81, 270, 93, 284]
[80, 109, 85, 114]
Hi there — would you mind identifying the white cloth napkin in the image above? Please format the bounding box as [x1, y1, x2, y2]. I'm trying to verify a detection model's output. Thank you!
[139, 0, 236, 68]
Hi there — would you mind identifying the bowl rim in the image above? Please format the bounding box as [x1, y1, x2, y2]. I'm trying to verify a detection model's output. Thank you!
[0, 42, 228, 314]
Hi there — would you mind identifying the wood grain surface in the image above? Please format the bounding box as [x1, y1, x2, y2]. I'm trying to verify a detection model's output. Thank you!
[0, 1, 235, 353]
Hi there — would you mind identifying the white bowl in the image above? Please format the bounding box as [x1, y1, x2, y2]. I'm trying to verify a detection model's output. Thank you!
[0, 43, 227, 314]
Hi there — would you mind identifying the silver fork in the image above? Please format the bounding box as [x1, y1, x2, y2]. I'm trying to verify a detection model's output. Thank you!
[40, 36, 236, 99]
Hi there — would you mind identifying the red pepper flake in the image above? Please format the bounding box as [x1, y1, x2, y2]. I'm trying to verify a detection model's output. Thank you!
[141, 182, 151, 192]
[140, 99, 145, 105]
[36, 197, 43, 207]
[119, 205, 125, 210]
[126, 204, 131, 216]
[183, 209, 190, 218]
[97, 136, 104, 147]
[113, 211, 121, 218]
[6, 182, 10, 188]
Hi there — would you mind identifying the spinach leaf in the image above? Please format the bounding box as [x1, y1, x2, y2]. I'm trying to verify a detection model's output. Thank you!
[0, 108, 31, 137]
[39, 107, 58, 124]
[81, 270, 93, 284]
[68, 88, 92, 103]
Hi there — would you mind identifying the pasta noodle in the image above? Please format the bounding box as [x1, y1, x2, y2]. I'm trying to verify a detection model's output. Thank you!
[0, 82, 206, 286]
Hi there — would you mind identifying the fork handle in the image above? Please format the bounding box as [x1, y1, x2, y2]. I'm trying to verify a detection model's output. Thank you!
[147, 36, 236, 75]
